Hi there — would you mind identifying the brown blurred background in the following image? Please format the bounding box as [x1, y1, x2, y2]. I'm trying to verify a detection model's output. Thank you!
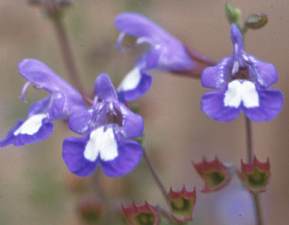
[0, 0, 288, 225]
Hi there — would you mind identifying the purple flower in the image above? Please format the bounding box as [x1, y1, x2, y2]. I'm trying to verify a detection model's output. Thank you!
[115, 12, 197, 102]
[62, 74, 144, 177]
[201, 24, 283, 122]
[0, 59, 85, 147]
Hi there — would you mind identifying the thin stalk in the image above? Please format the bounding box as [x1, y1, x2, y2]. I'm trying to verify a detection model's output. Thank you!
[142, 150, 171, 209]
[50, 15, 86, 97]
[142, 153, 184, 223]
[245, 117, 253, 162]
[244, 117, 264, 225]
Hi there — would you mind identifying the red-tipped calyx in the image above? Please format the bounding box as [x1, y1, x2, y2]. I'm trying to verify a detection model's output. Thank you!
[168, 186, 196, 222]
[239, 156, 270, 193]
[122, 202, 160, 225]
[193, 157, 232, 192]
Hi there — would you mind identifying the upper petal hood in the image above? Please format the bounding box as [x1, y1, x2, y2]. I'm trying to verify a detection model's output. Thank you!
[19, 59, 84, 104]
[115, 12, 195, 72]
[94, 73, 118, 101]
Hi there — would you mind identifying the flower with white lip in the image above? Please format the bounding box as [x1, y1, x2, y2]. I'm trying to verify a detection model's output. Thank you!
[62, 74, 144, 177]
[0, 59, 85, 147]
[201, 24, 283, 122]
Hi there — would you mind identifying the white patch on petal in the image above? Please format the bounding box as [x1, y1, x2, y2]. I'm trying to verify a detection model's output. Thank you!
[224, 80, 259, 108]
[84, 127, 118, 162]
[241, 81, 260, 108]
[14, 113, 48, 136]
[118, 67, 141, 92]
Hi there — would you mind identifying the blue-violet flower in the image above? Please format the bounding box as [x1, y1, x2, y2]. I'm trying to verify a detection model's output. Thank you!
[62, 74, 144, 177]
[201, 24, 283, 122]
[0, 59, 85, 146]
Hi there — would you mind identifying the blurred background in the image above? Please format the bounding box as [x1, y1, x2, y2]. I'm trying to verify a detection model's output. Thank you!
[0, 0, 288, 225]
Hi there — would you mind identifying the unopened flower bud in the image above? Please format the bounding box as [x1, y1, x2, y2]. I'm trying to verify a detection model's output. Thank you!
[225, 3, 241, 24]
[245, 14, 268, 30]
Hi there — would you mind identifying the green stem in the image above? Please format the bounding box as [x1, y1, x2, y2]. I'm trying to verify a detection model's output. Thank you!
[244, 117, 264, 225]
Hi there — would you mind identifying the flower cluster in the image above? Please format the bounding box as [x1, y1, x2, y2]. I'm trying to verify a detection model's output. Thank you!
[0, 59, 144, 177]
[0, 6, 283, 225]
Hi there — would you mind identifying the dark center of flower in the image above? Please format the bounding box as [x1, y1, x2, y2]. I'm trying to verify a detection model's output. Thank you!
[106, 104, 123, 126]
[232, 67, 249, 80]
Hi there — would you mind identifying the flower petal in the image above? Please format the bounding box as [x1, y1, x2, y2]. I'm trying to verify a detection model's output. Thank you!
[201, 57, 231, 89]
[101, 139, 143, 177]
[68, 108, 92, 134]
[62, 137, 97, 176]
[118, 67, 152, 102]
[247, 56, 278, 88]
[201, 91, 241, 122]
[28, 98, 50, 115]
[115, 13, 166, 43]
[94, 73, 118, 101]
[18, 59, 82, 100]
[243, 89, 283, 121]
[0, 117, 53, 147]
[119, 104, 144, 138]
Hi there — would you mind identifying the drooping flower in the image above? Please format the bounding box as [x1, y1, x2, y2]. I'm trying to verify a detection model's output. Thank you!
[201, 24, 283, 122]
[238, 157, 270, 193]
[193, 157, 232, 192]
[115, 12, 212, 102]
[168, 186, 196, 222]
[62, 74, 144, 177]
[122, 202, 160, 225]
[0, 59, 85, 147]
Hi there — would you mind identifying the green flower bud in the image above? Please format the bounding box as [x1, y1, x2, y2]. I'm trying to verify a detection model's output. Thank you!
[245, 14, 268, 30]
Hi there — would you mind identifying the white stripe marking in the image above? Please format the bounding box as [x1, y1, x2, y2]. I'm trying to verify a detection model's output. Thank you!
[118, 67, 142, 92]
[84, 127, 118, 162]
[224, 80, 259, 108]
[14, 113, 48, 136]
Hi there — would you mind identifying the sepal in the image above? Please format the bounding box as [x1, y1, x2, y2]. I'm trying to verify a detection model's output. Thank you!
[193, 157, 232, 192]
[168, 186, 196, 222]
[122, 202, 160, 225]
[238, 157, 270, 193]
